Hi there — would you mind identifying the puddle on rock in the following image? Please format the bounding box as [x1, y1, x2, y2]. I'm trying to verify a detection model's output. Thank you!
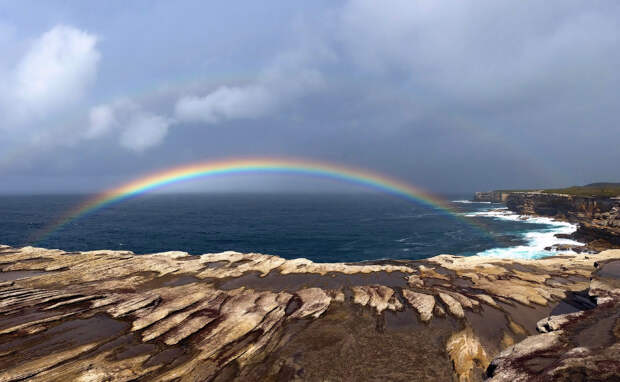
[0, 313, 128, 370]
[218, 271, 409, 291]
[0, 270, 48, 282]
[596, 260, 620, 279]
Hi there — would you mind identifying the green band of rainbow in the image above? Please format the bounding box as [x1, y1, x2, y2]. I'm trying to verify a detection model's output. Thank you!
[34, 157, 485, 242]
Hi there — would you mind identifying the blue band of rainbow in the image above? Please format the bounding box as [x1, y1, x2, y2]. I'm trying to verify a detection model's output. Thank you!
[33, 157, 487, 243]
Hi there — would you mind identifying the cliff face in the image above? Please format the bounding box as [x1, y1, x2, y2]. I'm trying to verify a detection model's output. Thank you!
[0, 244, 619, 381]
[505, 192, 618, 221]
[474, 191, 512, 203]
[504, 192, 620, 248]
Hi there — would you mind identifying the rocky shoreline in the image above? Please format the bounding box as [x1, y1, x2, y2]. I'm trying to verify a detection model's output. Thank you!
[475, 191, 620, 253]
[0, 244, 618, 381]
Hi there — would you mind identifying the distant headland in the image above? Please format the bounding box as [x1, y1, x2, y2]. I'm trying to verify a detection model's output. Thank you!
[474, 183, 620, 253]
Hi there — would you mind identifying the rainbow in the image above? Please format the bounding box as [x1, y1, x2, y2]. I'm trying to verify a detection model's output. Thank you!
[34, 157, 483, 242]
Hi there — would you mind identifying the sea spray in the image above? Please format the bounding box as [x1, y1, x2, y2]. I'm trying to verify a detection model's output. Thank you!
[466, 208, 584, 259]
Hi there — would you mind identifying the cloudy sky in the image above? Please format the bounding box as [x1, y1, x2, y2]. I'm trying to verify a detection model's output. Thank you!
[1, 1, 619, 194]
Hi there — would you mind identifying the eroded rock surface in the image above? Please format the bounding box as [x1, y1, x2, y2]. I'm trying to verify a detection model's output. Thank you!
[486, 258, 620, 381]
[0, 245, 618, 381]
[505, 192, 620, 250]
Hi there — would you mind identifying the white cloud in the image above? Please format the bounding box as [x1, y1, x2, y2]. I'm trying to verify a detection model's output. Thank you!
[176, 85, 273, 124]
[0, 24, 172, 153]
[119, 112, 171, 152]
[11, 25, 99, 120]
[175, 51, 325, 124]
[0, 24, 100, 139]
[85, 100, 173, 152]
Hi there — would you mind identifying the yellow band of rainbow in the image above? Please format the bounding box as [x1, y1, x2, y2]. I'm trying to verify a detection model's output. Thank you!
[34, 157, 487, 243]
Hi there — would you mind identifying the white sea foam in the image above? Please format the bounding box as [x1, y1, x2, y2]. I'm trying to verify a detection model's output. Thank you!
[467, 208, 584, 259]
[451, 200, 492, 204]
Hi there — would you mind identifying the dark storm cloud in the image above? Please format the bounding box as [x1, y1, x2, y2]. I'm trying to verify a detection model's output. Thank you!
[1, 0, 619, 193]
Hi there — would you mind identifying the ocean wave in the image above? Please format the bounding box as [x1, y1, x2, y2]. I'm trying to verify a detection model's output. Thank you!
[469, 209, 584, 259]
[451, 200, 492, 204]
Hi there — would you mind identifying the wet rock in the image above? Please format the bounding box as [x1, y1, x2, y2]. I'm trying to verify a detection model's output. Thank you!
[446, 327, 489, 382]
[351, 285, 402, 314]
[486, 331, 563, 381]
[0, 245, 619, 381]
[438, 292, 465, 318]
[407, 274, 424, 287]
[402, 289, 435, 322]
[446, 291, 479, 309]
[434, 304, 446, 317]
[290, 287, 331, 319]
[418, 265, 449, 280]
[536, 311, 584, 333]
[503, 192, 620, 249]
[486, 255, 620, 381]
[475, 294, 498, 308]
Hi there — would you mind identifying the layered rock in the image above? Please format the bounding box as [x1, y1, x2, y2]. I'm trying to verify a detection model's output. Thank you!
[486, 258, 620, 381]
[473, 190, 620, 250]
[0, 244, 619, 381]
[474, 191, 512, 203]
[505, 192, 620, 249]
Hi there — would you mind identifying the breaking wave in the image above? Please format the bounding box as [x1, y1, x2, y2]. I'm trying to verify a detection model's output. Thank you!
[466, 208, 584, 259]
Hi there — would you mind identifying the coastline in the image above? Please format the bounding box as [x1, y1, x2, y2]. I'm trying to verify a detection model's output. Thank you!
[0, 243, 618, 381]
[473, 191, 620, 253]
[455, 201, 586, 258]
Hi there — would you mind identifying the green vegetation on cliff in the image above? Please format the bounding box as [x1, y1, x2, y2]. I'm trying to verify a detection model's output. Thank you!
[488, 183, 620, 197]
[541, 182, 620, 197]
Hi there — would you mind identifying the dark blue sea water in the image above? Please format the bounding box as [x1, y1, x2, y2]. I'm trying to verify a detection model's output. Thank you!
[0, 193, 581, 262]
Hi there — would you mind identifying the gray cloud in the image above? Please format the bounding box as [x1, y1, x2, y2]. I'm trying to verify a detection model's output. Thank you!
[119, 112, 172, 152]
[0, 1, 619, 193]
[175, 50, 325, 124]
[338, 1, 620, 106]
[85, 100, 173, 152]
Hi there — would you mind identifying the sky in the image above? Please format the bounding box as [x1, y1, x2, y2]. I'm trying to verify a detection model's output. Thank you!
[0, 0, 619, 194]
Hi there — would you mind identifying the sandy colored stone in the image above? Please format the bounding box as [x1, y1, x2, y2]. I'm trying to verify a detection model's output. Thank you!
[0, 244, 619, 381]
[0, 342, 101, 382]
[131, 285, 213, 331]
[418, 265, 449, 280]
[446, 327, 489, 382]
[407, 274, 424, 287]
[438, 292, 464, 318]
[475, 293, 498, 308]
[328, 289, 345, 302]
[536, 311, 584, 333]
[402, 289, 435, 322]
[446, 291, 479, 309]
[508, 319, 527, 336]
[434, 304, 446, 317]
[106, 294, 160, 317]
[351, 285, 402, 314]
[501, 332, 514, 349]
[290, 287, 331, 319]
[193, 290, 291, 359]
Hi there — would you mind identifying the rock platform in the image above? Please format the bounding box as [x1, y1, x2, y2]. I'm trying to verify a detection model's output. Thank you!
[0, 244, 618, 381]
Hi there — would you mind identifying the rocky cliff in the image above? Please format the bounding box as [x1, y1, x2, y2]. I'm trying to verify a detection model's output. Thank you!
[504, 192, 620, 249]
[0, 244, 619, 381]
[474, 191, 512, 203]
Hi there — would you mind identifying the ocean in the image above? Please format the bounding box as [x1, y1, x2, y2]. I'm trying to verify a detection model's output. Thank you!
[0, 193, 583, 262]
